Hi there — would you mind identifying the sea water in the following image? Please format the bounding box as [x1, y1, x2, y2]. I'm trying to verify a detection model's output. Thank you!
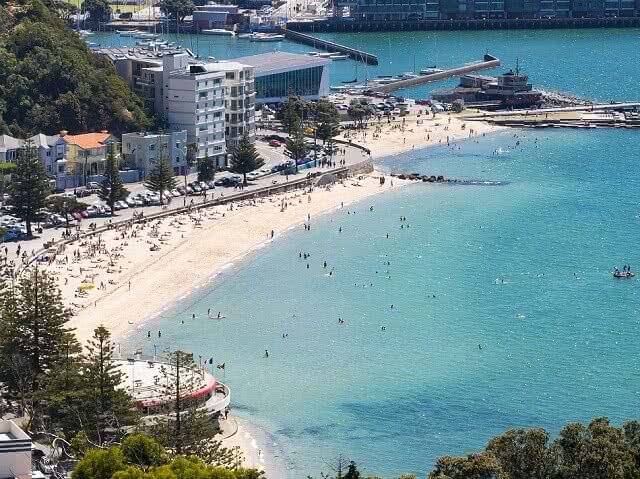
[127, 127, 640, 477]
[114, 27, 640, 478]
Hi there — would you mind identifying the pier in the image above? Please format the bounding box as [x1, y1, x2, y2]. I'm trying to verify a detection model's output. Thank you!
[279, 28, 379, 65]
[370, 54, 500, 94]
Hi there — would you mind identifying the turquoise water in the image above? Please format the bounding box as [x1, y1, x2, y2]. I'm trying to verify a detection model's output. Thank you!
[115, 29, 640, 478]
[94, 28, 640, 100]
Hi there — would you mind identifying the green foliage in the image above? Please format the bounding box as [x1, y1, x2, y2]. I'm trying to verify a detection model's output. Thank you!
[228, 133, 264, 185]
[144, 157, 177, 204]
[284, 124, 308, 174]
[98, 145, 129, 215]
[46, 196, 89, 230]
[197, 154, 215, 182]
[79, 326, 137, 441]
[82, 0, 110, 21]
[0, 268, 79, 428]
[485, 428, 550, 479]
[0, 2, 150, 137]
[72, 447, 126, 479]
[121, 434, 166, 470]
[8, 142, 50, 236]
[314, 99, 341, 144]
[158, 0, 194, 22]
[429, 452, 507, 479]
[347, 99, 374, 127]
[344, 462, 361, 479]
[277, 94, 308, 134]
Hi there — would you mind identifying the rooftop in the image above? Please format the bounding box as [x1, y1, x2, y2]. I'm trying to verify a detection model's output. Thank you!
[0, 134, 23, 151]
[232, 51, 330, 74]
[62, 132, 113, 150]
[95, 46, 193, 63]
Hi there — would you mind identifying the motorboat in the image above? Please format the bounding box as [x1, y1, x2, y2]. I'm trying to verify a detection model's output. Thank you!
[251, 33, 285, 42]
[135, 33, 160, 39]
[78, 29, 93, 37]
[420, 67, 444, 75]
[330, 54, 348, 60]
[201, 28, 235, 36]
[117, 30, 141, 36]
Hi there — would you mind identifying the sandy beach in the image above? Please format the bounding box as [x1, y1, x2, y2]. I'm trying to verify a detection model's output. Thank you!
[340, 111, 501, 159]
[32, 115, 500, 475]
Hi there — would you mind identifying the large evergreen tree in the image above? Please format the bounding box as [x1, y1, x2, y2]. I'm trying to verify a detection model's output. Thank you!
[314, 99, 341, 144]
[0, 268, 78, 427]
[98, 145, 129, 215]
[144, 157, 176, 205]
[9, 141, 50, 237]
[276, 94, 307, 134]
[79, 326, 136, 442]
[228, 133, 264, 186]
[198, 154, 216, 182]
[284, 124, 309, 175]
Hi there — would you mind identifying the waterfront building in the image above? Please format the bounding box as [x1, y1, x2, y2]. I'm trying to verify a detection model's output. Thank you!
[0, 420, 32, 479]
[212, 61, 257, 149]
[232, 52, 330, 104]
[337, 0, 638, 20]
[115, 358, 230, 418]
[53, 131, 118, 187]
[192, 4, 251, 31]
[121, 130, 189, 180]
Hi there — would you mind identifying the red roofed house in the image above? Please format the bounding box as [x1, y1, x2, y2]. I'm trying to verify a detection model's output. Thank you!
[53, 130, 118, 187]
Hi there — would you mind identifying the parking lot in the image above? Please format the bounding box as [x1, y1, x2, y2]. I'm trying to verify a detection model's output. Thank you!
[0, 135, 370, 262]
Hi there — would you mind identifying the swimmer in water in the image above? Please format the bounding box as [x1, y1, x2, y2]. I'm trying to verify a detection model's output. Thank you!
[478, 344, 482, 350]
[264, 349, 269, 358]
[217, 312, 222, 319]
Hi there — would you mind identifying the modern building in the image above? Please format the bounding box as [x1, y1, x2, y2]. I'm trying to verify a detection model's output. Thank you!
[193, 4, 251, 30]
[121, 130, 189, 180]
[212, 61, 256, 149]
[0, 420, 32, 479]
[337, 0, 638, 19]
[232, 52, 331, 104]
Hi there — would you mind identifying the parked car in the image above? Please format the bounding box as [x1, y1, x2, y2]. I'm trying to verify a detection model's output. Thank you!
[86, 181, 101, 190]
[206, 180, 216, 189]
[269, 140, 281, 147]
[76, 189, 93, 198]
[171, 189, 182, 197]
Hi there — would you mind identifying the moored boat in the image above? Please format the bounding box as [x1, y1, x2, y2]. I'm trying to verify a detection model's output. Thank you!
[201, 28, 235, 36]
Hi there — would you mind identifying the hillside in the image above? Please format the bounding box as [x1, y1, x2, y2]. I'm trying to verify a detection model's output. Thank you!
[0, 0, 152, 137]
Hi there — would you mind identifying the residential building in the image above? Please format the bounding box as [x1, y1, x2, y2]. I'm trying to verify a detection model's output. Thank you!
[0, 420, 32, 479]
[162, 55, 227, 166]
[54, 131, 118, 188]
[213, 61, 256, 149]
[232, 52, 330, 104]
[121, 130, 189, 180]
[29, 133, 60, 178]
[0, 135, 22, 164]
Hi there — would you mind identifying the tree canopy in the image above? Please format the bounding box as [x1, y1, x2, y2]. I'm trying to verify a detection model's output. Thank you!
[0, 0, 150, 137]
[158, 0, 194, 23]
[228, 133, 264, 185]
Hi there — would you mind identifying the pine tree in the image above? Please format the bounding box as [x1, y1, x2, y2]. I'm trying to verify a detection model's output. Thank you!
[229, 133, 264, 185]
[0, 268, 78, 427]
[79, 326, 136, 443]
[314, 99, 341, 145]
[144, 157, 177, 205]
[197, 154, 216, 182]
[98, 145, 129, 215]
[284, 123, 309, 175]
[9, 141, 50, 237]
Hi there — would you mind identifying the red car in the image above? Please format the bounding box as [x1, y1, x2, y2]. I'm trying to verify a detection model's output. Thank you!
[269, 140, 281, 147]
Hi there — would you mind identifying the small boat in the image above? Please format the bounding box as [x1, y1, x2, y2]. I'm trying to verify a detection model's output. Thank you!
[613, 270, 635, 278]
[420, 67, 444, 75]
[330, 54, 348, 61]
[238, 33, 254, 39]
[342, 78, 358, 84]
[307, 51, 320, 56]
[330, 85, 349, 92]
[135, 33, 160, 39]
[117, 29, 141, 36]
[318, 52, 335, 58]
[251, 33, 284, 42]
[201, 28, 235, 36]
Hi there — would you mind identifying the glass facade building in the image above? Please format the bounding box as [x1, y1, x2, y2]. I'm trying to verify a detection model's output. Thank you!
[255, 67, 324, 102]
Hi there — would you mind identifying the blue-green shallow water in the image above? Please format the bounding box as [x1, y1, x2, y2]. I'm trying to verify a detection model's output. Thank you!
[126, 127, 640, 477]
[92, 28, 640, 100]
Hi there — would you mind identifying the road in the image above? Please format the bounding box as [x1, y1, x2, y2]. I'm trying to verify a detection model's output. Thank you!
[1, 137, 371, 266]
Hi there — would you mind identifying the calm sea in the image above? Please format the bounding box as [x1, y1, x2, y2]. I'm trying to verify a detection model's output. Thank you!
[116, 29, 640, 477]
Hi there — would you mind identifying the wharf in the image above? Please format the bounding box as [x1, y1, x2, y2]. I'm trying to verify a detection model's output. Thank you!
[370, 54, 500, 94]
[279, 28, 379, 65]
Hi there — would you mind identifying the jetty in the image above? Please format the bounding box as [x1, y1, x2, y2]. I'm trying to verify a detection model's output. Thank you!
[279, 28, 379, 65]
[370, 54, 500, 93]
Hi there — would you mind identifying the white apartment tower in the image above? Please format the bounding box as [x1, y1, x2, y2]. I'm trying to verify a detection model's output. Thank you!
[213, 61, 256, 150]
[162, 55, 226, 167]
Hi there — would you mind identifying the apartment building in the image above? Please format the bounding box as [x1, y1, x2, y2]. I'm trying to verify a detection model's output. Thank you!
[212, 61, 256, 149]
[121, 130, 188, 180]
[0, 420, 32, 479]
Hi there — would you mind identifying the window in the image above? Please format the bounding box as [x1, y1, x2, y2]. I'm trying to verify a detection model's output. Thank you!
[149, 144, 156, 151]
[226, 72, 234, 79]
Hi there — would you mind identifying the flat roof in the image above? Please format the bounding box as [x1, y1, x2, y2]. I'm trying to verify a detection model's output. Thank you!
[0, 432, 16, 441]
[232, 51, 330, 75]
[95, 46, 192, 63]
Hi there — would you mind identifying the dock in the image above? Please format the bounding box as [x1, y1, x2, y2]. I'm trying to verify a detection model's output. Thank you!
[370, 54, 500, 93]
[279, 28, 379, 65]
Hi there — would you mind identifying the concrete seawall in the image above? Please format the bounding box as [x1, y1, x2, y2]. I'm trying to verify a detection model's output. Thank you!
[280, 28, 379, 65]
[371, 54, 500, 94]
